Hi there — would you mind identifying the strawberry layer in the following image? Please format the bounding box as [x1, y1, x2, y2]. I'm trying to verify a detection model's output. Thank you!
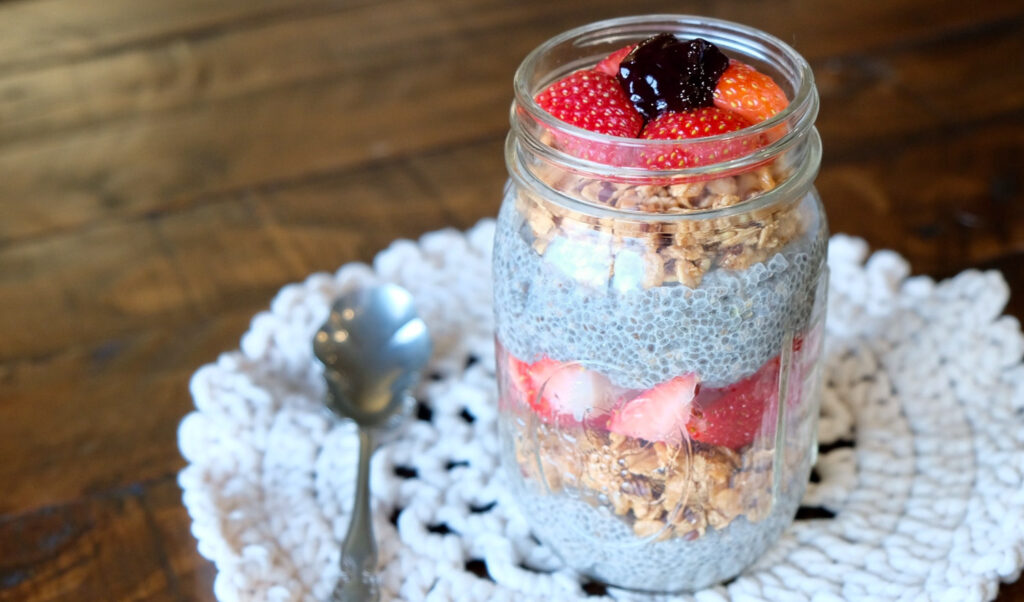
[499, 329, 816, 451]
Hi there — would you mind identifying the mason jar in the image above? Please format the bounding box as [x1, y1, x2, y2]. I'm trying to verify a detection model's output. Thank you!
[492, 15, 827, 592]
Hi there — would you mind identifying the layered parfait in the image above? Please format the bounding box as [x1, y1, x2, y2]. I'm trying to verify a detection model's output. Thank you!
[495, 20, 826, 592]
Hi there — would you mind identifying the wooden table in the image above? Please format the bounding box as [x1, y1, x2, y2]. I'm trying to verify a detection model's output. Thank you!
[1, 0, 1021, 599]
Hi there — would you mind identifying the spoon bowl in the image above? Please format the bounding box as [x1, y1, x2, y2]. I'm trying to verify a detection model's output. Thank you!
[313, 283, 432, 601]
[314, 284, 432, 426]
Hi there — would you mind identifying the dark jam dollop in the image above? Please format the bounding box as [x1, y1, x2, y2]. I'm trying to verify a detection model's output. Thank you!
[617, 34, 729, 120]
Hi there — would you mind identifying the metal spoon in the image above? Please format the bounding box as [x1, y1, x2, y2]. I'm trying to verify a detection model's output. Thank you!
[313, 283, 432, 602]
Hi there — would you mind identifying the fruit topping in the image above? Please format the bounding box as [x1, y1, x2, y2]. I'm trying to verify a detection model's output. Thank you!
[595, 43, 637, 76]
[534, 69, 643, 137]
[608, 374, 699, 444]
[713, 59, 789, 123]
[643, 106, 750, 139]
[617, 34, 729, 120]
[529, 35, 791, 171]
[640, 106, 756, 168]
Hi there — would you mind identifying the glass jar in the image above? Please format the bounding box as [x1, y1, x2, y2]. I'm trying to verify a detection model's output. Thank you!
[493, 15, 827, 592]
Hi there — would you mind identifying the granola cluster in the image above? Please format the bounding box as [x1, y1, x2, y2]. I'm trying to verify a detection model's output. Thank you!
[516, 425, 777, 541]
[518, 162, 805, 287]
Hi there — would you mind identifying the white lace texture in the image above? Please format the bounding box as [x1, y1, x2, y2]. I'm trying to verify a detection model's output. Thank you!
[179, 220, 1024, 601]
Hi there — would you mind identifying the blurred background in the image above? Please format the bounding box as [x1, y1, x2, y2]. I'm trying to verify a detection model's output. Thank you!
[1, 0, 1022, 599]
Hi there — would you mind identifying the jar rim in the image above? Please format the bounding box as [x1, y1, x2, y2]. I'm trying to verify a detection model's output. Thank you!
[510, 14, 820, 186]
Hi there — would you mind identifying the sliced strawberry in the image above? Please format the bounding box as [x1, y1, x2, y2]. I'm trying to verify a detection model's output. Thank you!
[713, 59, 789, 124]
[506, 355, 618, 424]
[506, 353, 541, 413]
[507, 355, 559, 419]
[534, 69, 644, 138]
[608, 374, 699, 445]
[594, 44, 636, 76]
[541, 363, 617, 421]
[691, 332, 821, 450]
[639, 107, 758, 169]
[686, 353, 786, 450]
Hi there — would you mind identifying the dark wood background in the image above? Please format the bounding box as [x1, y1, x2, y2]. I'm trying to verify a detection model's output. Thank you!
[1, 0, 1022, 599]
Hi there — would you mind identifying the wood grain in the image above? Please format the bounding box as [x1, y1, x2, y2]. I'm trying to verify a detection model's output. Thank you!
[820, 117, 1024, 275]
[0, 137, 509, 518]
[1, 0, 1022, 599]
[0, 0, 347, 73]
[2, 1, 1021, 243]
[0, 484, 180, 601]
[141, 478, 217, 602]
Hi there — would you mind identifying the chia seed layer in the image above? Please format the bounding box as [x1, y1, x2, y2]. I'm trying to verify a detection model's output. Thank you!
[493, 195, 827, 389]
[512, 464, 807, 592]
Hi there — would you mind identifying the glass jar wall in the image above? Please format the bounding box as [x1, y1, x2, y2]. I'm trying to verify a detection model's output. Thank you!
[493, 15, 827, 592]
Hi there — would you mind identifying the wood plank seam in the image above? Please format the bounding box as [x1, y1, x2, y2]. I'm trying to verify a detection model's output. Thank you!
[0, 131, 508, 250]
[0, 0, 389, 77]
[148, 216, 210, 320]
[852, 11, 1024, 56]
[402, 156, 466, 227]
[0, 476, 169, 527]
[137, 484, 188, 602]
[0, 2, 522, 150]
[819, 108, 1024, 165]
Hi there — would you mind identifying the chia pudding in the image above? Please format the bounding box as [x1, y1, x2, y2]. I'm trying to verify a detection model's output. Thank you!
[494, 193, 826, 389]
[493, 16, 826, 593]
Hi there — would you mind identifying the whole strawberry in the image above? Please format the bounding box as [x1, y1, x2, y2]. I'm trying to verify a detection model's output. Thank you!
[714, 59, 789, 123]
[594, 43, 636, 76]
[640, 106, 757, 168]
[534, 69, 643, 138]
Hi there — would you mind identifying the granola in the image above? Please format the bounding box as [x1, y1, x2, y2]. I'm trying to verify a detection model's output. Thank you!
[515, 424, 781, 540]
[517, 161, 805, 287]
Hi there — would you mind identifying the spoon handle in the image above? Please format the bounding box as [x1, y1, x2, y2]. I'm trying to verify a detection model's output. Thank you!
[332, 428, 380, 602]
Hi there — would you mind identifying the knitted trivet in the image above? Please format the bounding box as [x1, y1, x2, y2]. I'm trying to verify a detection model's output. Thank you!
[178, 220, 1024, 601]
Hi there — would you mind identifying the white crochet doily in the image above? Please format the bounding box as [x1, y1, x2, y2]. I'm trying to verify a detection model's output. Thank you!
[179, 220, 1024, 602]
